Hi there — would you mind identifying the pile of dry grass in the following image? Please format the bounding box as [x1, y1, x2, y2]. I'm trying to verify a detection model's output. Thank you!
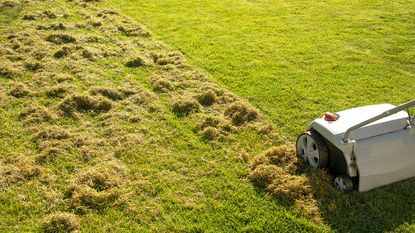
[53, 46, 71, 59]
[42, 212, 80, 233]
[34, 126, 72, 143]
[0, 61, 20, 78]
[251, 145, 300, 174]
[153, 79, 174, 93]
[249, 145, 336, 221]
[125, 56, 149, 67]
[224, 101, 258, 125]
[67, 160, 130, 212]
[45, 34, 76, 45]
[8, 83, 31, 98]
[172, 98, 200, 116]
[19, 106, 56, 124]
[117, 25, 150, 37]
[59, 94, 112, 115]
[45, 84, 72, 98]
[196, 90, 216, 106]
[0, 153, 41, 189]
[197, 115, 234, 140]
[90, 87, 125, 100]
[151, 52, 184, 66]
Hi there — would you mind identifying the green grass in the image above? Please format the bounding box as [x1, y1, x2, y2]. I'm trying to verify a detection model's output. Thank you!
[1, 0, 415, 232]
[111, 0, 415, 140]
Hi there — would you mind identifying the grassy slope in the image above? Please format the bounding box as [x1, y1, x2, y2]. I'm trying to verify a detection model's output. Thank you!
[108, 0, 415, 232]
[111, 0, 415, 141]
[0, 0, 323, 232]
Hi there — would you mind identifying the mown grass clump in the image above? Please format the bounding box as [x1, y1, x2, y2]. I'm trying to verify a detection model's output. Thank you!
[224, 101, 258, 126]
[42, 212, 80, 233]
[8, 83, 30, 98]
[172, 98, 200, 116]
[45, 34, 76, 44]
[59, 94, 112, 115]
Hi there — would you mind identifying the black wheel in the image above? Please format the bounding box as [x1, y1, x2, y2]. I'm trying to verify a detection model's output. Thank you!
[296, 131, 329, 169]
[334, 175, 353, 193]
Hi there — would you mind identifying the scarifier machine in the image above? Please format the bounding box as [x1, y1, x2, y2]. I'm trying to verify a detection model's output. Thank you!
[296, 99, 415, 193]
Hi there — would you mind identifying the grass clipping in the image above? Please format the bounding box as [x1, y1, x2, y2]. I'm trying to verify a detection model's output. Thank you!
[248, 145, 337, 222]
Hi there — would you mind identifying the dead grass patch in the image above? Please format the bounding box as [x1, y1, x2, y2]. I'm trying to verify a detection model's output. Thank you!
[224, 101, 258, 126]
[42, 212, 80, 233]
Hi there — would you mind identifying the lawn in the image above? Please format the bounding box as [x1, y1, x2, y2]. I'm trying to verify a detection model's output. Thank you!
[1, 0, 415, 232]
[111, 0, 415, 140]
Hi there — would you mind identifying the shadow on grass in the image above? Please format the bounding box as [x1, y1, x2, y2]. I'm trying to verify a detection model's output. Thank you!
[312, 176, 415, 232]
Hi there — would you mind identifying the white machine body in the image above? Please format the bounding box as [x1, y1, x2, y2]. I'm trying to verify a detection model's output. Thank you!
[308, 103, 415, 192]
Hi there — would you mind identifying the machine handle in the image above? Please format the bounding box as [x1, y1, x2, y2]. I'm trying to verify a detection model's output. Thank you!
[342, 99, 415, 143]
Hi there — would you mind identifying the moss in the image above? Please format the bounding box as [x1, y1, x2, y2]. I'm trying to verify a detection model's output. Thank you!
[172, 98, 200, 116]
[42, 212, 80, 233]
[224, 101, 258, 125]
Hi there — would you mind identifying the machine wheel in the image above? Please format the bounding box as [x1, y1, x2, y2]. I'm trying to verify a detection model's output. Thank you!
[334, 175, 353, 193]
[296, 131, 329, 169]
